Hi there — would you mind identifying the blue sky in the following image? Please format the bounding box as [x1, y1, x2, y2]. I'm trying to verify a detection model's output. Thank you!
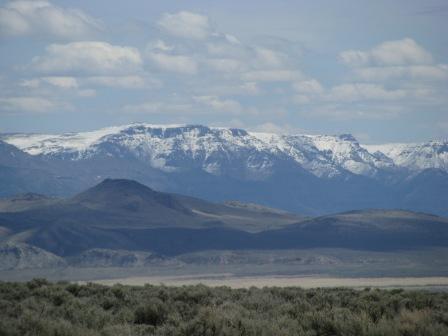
[0, 0, 447, 143]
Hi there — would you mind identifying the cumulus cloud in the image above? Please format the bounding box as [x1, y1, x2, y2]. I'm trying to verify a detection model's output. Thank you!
[193, 95, 242, 113]
[338, 38, 448, 83]
[21, 76, 78, 89]
[22, 74, 159, 91]
[123, 101, 193, 114]
[305, 103, 405, 120]
[242, 70, 303, 82]
[249, 122, 306, 135]
[293, 81, 408, 103]
[42, 76, 78, 88]
[354, 64, 448, 81]
[250, 122, 287, 134]
[206, 41, 249, 58]
[0, 1, 101, 38]
[84, 76, 160, 89]
[147, 52, 198, 75]
[293, 79, 324, 95]
[148, 39, 174, 52]
[254, 48, 286, 68]
[206, 58, 245, 72]
[340, 38, 433, 67]
[31, 41, 143, 75]
[240, 82, 260, 95]
[196, 82, 261, 97]
[326, 83, 407, 102]
[157, 11, 210, 40]
[0, 96, 59, 113]
[147, 11, 301, 83]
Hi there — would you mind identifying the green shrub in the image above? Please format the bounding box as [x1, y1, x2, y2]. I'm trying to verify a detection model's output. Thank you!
[0, 281, 447, 336]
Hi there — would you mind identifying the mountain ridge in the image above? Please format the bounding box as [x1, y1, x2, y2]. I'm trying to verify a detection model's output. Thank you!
[1, 124, 447, 216]
[3, 123, 445, 176]
[0, 179, 447, 259]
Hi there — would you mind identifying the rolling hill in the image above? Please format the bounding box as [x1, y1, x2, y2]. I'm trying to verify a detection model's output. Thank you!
[0, 179, 447, 261]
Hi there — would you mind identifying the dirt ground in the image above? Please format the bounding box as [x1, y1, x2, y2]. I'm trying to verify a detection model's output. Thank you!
[91, 275, 448, 289]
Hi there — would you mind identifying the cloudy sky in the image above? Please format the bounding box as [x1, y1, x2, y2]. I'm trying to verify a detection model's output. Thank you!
[0, 0, 447, 143]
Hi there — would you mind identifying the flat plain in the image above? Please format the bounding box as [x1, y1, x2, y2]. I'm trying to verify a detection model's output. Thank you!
[91, 275, 448, 290]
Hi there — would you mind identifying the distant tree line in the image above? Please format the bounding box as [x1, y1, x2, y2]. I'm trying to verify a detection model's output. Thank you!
[0, 279, 448, 335]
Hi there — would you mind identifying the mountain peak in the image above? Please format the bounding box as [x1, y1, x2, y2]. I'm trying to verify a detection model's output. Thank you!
[74, 178, 155, 201]
[70, 178, 183, 212]
[338, 134, 357, 142]
[97, 178, 153, 191]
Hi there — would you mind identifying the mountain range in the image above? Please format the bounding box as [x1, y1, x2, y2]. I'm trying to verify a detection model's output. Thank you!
[1, 178, 447, 271]
[1, 123, 447, 216]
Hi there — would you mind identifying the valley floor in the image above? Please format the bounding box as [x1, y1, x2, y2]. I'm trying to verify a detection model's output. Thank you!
[90, 275, 448, 290]
[2, 248, 448, 292]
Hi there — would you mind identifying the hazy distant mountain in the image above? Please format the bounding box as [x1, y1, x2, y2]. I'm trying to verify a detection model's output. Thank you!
[1, 124, 447, 215]
[0, 242, 66, 270]
[257, 209, 448, 251]
[0, 178, 303, 256]
[0, 179, 447, 260]
[0, 193, 59, 212]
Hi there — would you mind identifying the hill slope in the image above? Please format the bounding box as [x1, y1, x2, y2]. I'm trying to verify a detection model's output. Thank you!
[0, 179, 447, 257]
[0, 179, 303, 256]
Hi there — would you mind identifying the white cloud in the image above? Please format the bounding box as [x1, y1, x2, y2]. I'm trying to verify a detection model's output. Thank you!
[306, 103, 405, 120]
[196, 82, 261, 97]
[148, 52, 197, 75]
[32, 41, 142, 75]
[242, 70, 303, 82]
[340, 38, 448, 82]
[0, 1, 101, 38]
[20, 78, 40, 88]
[158, 11, 210, 40]
[293, 79, 324, 94]
[20, 75, 158, 91]
[337, 38, 447, 108]
[123, 101, 193, 114]
[42, 76, 78, 88]
[240, 82, 260, 95]
[194, 95, 242, 113]
[255, 47, 286, 68]
[340, 38, 433, 67]
[293, 82, 410, 105]
[250, 122, 286, 134]
[77, 89, 96, 97]
[20, 76, 78, 89]
[354, 64, 448, 81]
[249, 122, 306, 135]
[84, 76, 158, 89]
[224, 34, 240, 45]
[206, 41, 248, 58]
[0, 96, 59, 113]
[326, 83, 407, 102]
[206, 58, 245, 72]
[148, 39, 174, 52]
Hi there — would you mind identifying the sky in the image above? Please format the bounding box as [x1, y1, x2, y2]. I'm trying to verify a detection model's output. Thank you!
[0, 0, 447, 144]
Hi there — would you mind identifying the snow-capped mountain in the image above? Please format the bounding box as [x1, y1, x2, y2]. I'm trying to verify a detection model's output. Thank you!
[2, 123, 399, 179]
[363, 140, 448, 173]
[1, 123, 447, 216]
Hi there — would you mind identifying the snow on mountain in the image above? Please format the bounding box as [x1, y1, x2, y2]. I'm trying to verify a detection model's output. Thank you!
[4, 125, 129, 157]
[363, 140, 448, 172]
[250, 132, 389, 177]
[3, 123, 442, 179]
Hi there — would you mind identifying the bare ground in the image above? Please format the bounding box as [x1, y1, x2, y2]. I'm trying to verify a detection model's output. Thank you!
[90, 274, 448, 289]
